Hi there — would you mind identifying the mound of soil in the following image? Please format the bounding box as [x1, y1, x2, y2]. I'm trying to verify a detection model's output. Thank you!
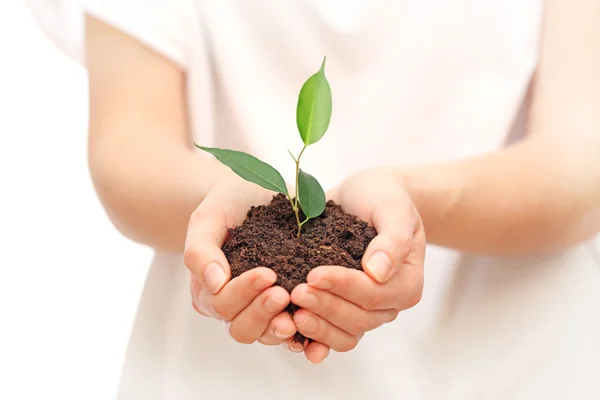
[223, 193, 376, 343]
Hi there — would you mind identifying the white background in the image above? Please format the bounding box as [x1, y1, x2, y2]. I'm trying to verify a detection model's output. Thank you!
[2, 2, 600, 400]
[0, 2, 152, 399]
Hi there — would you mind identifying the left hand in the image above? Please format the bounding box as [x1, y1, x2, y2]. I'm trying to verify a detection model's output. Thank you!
[289, 168, 426, 363]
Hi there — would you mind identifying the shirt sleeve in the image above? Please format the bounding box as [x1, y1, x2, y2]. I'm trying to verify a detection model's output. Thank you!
[27, 0, 86, 65]
[84, 0, 189, 68]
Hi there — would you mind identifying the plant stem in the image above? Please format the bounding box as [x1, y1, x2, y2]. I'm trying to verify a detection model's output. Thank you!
[294, 205, 303, 238]
[293, 145, 307, 237]
[294, 145, 307, 210]
[284, 193, 303, 238]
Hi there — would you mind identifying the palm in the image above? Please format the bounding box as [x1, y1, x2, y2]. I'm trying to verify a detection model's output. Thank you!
[329, 168, 426, 280]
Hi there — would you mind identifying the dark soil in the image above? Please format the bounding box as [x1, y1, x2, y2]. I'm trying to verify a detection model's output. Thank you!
[223, 193, 377, 344]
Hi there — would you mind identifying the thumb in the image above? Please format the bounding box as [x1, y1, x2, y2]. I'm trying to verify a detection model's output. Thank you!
[184, 205, 231, 294]
[362, 200, 416, 284]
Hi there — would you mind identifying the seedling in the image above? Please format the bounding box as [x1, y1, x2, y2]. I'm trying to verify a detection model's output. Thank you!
[195, 57, 332, 237]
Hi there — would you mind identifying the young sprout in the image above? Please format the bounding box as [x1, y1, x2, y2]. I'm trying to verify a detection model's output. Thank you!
[195, 57, 332, 237]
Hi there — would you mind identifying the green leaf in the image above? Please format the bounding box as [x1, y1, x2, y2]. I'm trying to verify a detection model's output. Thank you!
[195, 145, 289, 195]
[296, 56, 332, 146]
[297, 169, 326, 219]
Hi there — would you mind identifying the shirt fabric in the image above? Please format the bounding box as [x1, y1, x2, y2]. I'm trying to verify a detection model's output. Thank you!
[28, 1, 600, 399]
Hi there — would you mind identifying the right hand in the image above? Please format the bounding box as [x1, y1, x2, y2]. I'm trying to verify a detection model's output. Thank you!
[183, 176, 299, 346]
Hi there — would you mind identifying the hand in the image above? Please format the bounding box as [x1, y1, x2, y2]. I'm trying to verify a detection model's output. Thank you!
[184, 175, 298, 346]
[290, 168, 426, 363]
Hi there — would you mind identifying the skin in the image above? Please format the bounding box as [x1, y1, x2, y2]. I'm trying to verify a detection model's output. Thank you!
[185, 176, 298, 345]
[86, 0, 600, 364]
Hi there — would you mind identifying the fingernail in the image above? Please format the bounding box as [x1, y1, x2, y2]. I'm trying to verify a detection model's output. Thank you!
[273, 327, 289, 340]
[264, 294, 287, 313]
[289, 342, 305, 353]
[281, 341, 304, 353]
[203, 262, 226, 294]
[296, 314, 318, 333]
[367, 252, 393, 282]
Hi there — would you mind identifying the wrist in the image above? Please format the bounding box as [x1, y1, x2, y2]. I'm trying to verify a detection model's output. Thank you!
[392, 165, 462, 245]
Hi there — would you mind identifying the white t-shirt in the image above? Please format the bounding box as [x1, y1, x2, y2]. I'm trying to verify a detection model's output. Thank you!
[29, 0, 600, 398]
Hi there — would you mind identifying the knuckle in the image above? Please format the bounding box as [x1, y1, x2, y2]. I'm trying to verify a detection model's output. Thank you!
[402, 273, 424, 309]
[336, 277, 349, 297]
[336, 337, 359, 353]
[228, 326, 255, 344]
[190, 205, 212, 222]
[233, 335, 256, 345]
[190, 204, 204, 219]
[405, 286, 423, 309]
[367, 311, 396, 332]
[331, 271, 351, 298]
[389, 229, 410, 245]
[353, 316, 372, 335]
[211, 300, 233, 321]
[364, 293, 384, 311]
[183, 247, 201, 272]
[257, 336, 279, 346]
[320, 297, 338, 320]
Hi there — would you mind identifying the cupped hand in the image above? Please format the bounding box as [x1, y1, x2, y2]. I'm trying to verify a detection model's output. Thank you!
[184, 175, 297, 346]
[290, 168, 426, 363]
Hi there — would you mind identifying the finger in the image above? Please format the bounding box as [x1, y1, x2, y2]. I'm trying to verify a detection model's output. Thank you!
[195, 267, 277, 320]
[293, 310, 361, 353]
[304, 341, 330, 364]
[291, 284, 397, 336]
[190, 274, 209, 316]
[281, 338, 308, 353]
[306, 265, 423, 311]
[184, 205, 231, 294]
[228, 286, 290, 344]
[258, 312, 296, 345]
[362, 199, 418, 283]
[280, 328, 311, 352]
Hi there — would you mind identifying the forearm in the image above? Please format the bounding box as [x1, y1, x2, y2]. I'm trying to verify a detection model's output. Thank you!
[399, 136, 600, 255]
[89, 138, 229, 252]
[85, 13, 227, 252]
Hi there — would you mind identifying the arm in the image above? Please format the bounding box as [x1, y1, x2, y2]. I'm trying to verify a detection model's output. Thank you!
[88, 16, 299, 347]
[399, 0, 600, 255]
[86, 15, 228, 252]
[285, 0, 600, 363]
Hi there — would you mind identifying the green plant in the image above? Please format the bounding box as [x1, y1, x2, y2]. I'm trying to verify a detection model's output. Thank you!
[195, 57, 332, 237]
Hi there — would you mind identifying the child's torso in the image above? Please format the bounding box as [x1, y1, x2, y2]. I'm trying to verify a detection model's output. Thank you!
[115, 2, 600, 399]
[188, 0, 542, 189]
